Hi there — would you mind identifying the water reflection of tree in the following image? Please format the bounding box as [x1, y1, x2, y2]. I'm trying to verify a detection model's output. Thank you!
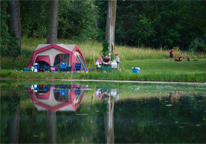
[47, 111, 56, 143]
[2, 87, 206, 143]
[104, 100, 115, 144]
[113, 96, 206, 143]
[1, 91, 20, 143]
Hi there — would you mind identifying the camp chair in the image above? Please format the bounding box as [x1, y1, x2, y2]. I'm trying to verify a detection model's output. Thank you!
[74, 63, 81, 72]
[66, 66, 71, 72]
[43, 65, 50, 71]
[60, 89, 67, 95]
[60, 62, 67, 71]
[75, 89, 81, 95]
[43, 87, 48, 92]
[50, 67, 55, 71]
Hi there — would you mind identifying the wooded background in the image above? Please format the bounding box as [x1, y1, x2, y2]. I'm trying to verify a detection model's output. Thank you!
[1, 0, 206, 57]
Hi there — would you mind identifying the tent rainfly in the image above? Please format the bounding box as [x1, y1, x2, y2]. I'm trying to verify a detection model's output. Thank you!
[28, 44, 87, 71]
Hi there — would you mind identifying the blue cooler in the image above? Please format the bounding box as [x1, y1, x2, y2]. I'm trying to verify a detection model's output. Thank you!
[24, 67, 30, 71]
[132, 67, 140, 73]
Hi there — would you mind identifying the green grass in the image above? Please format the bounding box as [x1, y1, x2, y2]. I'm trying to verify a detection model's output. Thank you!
[1, 59, 206, 82]
[0, 37, 206, 82]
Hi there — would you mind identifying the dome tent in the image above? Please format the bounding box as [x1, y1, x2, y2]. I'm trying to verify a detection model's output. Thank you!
[28, 44, 87, 72]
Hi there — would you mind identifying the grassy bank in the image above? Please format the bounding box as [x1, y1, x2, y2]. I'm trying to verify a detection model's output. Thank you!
[1, 59, 206, 82]
[0, 38, 206, 82]
[1, 37, 206, 70]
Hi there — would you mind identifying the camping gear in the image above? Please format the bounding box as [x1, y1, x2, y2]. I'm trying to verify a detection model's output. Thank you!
[43, 65, 50, 70]
[28, 44, 87, 72]
[132, 67, 140, 73]
[30, 66, 35, 72]
[24, 67, 30, 71]
[84, 67, 89, 73]
[34, 84, 39, 92]
[111, 62, 117, 68]
[60, 62, 67, 70]
[60, 89, 67, 95]
[34, 63, 39, 71]
[175, 57, 183, 61]
[50, 67, 55, 71]
[74, 63, 81, 71]
[66, 66, 71, 72]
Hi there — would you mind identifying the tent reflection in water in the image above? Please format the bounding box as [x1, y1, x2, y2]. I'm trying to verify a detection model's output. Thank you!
[28, 84, 86, 112]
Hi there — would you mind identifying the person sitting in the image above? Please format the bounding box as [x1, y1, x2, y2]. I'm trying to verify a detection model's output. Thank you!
[104, 53, 111, 63]
[96, 55, 104, 68]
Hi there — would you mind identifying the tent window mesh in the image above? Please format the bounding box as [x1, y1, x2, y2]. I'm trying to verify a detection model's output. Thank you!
[75, 52, 86, 70]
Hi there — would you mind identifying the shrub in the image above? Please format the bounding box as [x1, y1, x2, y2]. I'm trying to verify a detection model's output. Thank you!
[102, 40, 109, 56]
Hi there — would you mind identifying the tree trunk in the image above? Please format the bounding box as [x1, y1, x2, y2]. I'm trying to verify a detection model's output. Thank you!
[8, 0, 21, 47]
[105, 0, 117, 54]
[92, 0, 98, 30]
[47, 0, 59, 44]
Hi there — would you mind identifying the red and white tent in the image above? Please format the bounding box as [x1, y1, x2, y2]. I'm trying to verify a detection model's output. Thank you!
[28, 44, 87, 71]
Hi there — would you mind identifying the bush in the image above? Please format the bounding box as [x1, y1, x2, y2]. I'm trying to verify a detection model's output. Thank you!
[189, 37, 206, 53]
[102, 40, 109, 56]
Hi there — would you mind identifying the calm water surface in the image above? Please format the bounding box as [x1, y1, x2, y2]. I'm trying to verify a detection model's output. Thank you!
[1, 81, 206, 143]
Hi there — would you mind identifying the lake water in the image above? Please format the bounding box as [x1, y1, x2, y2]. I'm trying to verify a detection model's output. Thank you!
[1, 81, 206, 143]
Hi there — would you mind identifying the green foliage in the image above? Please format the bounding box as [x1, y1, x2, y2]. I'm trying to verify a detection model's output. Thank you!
[9, 33, 21, 57]
[189, 37, 206, 54]
[102, 40, 109, 56]
[0, 1, 20, 57]
[110, 54, 115, 61]
[98, 100, 108, 115]
[20, 1, 49, 38]
[58, 1, 96, 40]
[1, 91, 20, 143]
[20, 0, 97, 40]
[96, 1, 206, 51]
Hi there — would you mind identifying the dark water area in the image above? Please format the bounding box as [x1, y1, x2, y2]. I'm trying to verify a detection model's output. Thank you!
[1, 81, 206, 143]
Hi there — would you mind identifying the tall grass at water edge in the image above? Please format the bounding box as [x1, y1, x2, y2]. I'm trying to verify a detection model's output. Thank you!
[1, 37, 206, 70]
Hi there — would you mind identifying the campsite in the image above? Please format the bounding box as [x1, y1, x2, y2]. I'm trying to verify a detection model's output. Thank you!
[1, 0, 206, 82]
[1, 38, 206, 82]
[1, 1, 206, 143]
[27, 44, 87, 72]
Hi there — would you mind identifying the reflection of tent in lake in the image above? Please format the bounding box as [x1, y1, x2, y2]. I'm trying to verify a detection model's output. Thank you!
[28, 84, 86, 112]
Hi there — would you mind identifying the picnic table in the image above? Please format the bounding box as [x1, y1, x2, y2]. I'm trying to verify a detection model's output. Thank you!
[101, 63, 111, 68]
[98, 63, 112, 72]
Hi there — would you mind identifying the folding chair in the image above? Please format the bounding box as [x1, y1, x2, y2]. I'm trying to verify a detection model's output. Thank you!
[60, 89, 67, 95]
[60, 62, 67, 71]
[74, 63, 81, 72]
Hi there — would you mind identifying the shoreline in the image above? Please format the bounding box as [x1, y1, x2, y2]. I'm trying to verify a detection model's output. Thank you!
[1, 78, 205, 85]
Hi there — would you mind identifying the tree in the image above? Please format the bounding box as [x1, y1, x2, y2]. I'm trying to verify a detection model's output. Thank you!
[8, 0, 21, 48]
[105, 0, 117, 54]
[47, 0, 59, 44]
